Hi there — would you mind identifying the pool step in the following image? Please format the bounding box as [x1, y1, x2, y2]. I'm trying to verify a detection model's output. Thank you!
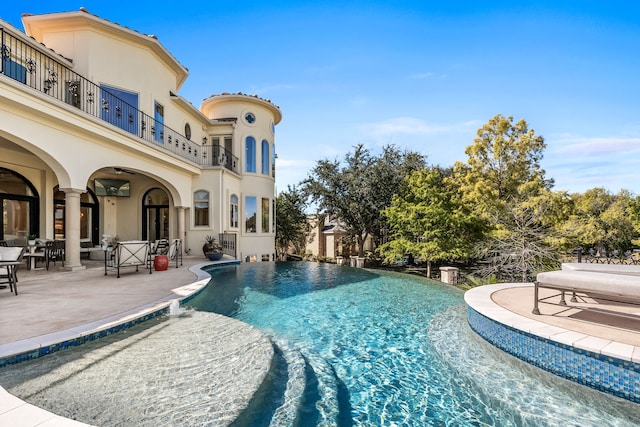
[301, 351, 340, 425]
[269, 338, 307, 427]
[231, 336, 346, 426]
[269, 338, 345, 426]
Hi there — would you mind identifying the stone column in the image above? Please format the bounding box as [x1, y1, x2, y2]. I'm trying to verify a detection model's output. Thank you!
[439, 266, 459, 285]
[61, 188, 86, 271]
[177, 206, 186, 252]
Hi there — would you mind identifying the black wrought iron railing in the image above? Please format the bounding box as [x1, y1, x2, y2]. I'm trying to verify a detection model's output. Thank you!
[574, 247, 640, 265]
[219, 233, 237, 258]
[203, 144, 239, 173]
[0, 27, 238, 172]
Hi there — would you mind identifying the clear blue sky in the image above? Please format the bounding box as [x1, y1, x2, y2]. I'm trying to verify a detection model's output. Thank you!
[3, 2, 640, 195]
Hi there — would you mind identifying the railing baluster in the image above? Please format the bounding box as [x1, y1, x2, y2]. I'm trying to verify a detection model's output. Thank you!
[0, 26, 204, 166]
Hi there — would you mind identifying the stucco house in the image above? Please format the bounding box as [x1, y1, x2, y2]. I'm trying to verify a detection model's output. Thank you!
[304, 215, 374, 261]
[0, 9, 281, 269]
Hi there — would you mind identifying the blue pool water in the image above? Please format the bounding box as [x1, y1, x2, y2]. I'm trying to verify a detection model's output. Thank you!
[188, 262, 640, 426]
[1, 262, 640, 426]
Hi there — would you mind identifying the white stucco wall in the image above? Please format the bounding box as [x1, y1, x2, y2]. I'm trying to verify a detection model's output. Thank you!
[0, 10, 281, 262]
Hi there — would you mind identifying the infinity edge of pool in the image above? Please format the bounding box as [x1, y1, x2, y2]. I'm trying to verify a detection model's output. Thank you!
[465, 283, 640, 404]
[2, 266, 640, 426]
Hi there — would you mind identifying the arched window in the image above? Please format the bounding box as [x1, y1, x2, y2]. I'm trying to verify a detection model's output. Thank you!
[245, 136, 256, 173]
[142, 188, 169, 241]
[261, 140, 270, 175]
[230, 194, 239, 228]
[184, 123, 192, 140]
[194, 190, 210, 226]
[0, 168, 39, 241]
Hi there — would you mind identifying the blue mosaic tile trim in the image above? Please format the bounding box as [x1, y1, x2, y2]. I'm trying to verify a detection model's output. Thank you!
[180, 284, 207, 304]
[466, 306, 640, 404]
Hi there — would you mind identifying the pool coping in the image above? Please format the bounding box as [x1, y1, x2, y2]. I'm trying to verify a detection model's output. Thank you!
[465, 283, 640, 403]
[464, 283, 640, 363]
[0, 260, 243, 427]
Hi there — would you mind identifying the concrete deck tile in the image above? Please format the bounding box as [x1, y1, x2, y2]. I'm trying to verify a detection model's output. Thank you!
[573, 335, 612, 354]
[548, 330, 589, 347]
[601, 341, 635, 360]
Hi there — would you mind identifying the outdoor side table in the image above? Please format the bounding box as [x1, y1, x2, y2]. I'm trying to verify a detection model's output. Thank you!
[24, 251, 46, 270]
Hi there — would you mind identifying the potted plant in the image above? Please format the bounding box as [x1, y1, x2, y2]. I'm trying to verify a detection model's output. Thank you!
[203, 235, 223, 260]
[101, 234, 111, 249]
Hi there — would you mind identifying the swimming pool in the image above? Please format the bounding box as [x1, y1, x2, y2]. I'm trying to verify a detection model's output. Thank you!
[1, 262, 639, 426]
[187, 262, 640, 426]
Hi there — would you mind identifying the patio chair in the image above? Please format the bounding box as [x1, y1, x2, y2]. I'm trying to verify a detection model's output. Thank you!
[107, 240, 151, 278]
[167, 239, 183, 268]
[0, 246, 24, 295]
[46, 240, 66, 270]
[148, 238, 170, 269]
[153, 239, 170, 256]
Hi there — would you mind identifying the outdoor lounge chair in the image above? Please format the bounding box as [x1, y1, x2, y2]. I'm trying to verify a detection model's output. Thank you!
[0, 246, 24, 295]
[106, 240, 151, 278]
[533, 263, 640, 320]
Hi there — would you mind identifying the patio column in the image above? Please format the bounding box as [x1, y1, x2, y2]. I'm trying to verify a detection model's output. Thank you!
[61, 188, 86, 271]
[177, 206, 186, 249]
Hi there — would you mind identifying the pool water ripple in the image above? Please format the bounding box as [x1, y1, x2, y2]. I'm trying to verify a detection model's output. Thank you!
[1, 262, 640, 426]
[191, 262, 640, 426]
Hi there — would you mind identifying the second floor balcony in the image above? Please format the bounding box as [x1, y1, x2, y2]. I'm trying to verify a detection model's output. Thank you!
[1, 26, 238, 174]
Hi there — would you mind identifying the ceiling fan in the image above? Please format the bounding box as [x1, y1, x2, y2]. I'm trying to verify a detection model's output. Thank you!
[113, 167, 136, 175]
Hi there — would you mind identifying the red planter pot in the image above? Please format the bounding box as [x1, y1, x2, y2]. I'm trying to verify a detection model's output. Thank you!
[154, 255, 169, 271]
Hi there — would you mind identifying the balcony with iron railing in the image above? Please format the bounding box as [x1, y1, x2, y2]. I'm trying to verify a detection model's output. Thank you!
[0, 27, 238, 173]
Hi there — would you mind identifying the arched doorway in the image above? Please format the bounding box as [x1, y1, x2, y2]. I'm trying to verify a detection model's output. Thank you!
[0, 168, 39, 241]
[53, 186, 100, 244]
[142, 188, 169, 241]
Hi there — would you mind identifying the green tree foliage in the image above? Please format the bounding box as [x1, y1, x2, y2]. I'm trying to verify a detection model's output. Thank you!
[446, 115, 563, 280]
[626, 195, 640, 247]
[379, 168, 485, 277]
[275, 185, 311, 260]
[451, 114, 550, 219]
[476, 197, 560, 282]
[559, 188, 638, 254]
[303, 144, 426, 256]
[526, 190, 574, 253]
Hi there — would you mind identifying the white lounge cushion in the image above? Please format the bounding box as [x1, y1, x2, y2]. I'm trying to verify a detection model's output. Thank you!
[0, 247, 23, 262]
[561, 262, 640, 276]
[536, 270, 640, 300]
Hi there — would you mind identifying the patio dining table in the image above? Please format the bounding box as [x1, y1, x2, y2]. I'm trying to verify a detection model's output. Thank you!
[0, 246, 25, 295]
[23, 244, 46, 270]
